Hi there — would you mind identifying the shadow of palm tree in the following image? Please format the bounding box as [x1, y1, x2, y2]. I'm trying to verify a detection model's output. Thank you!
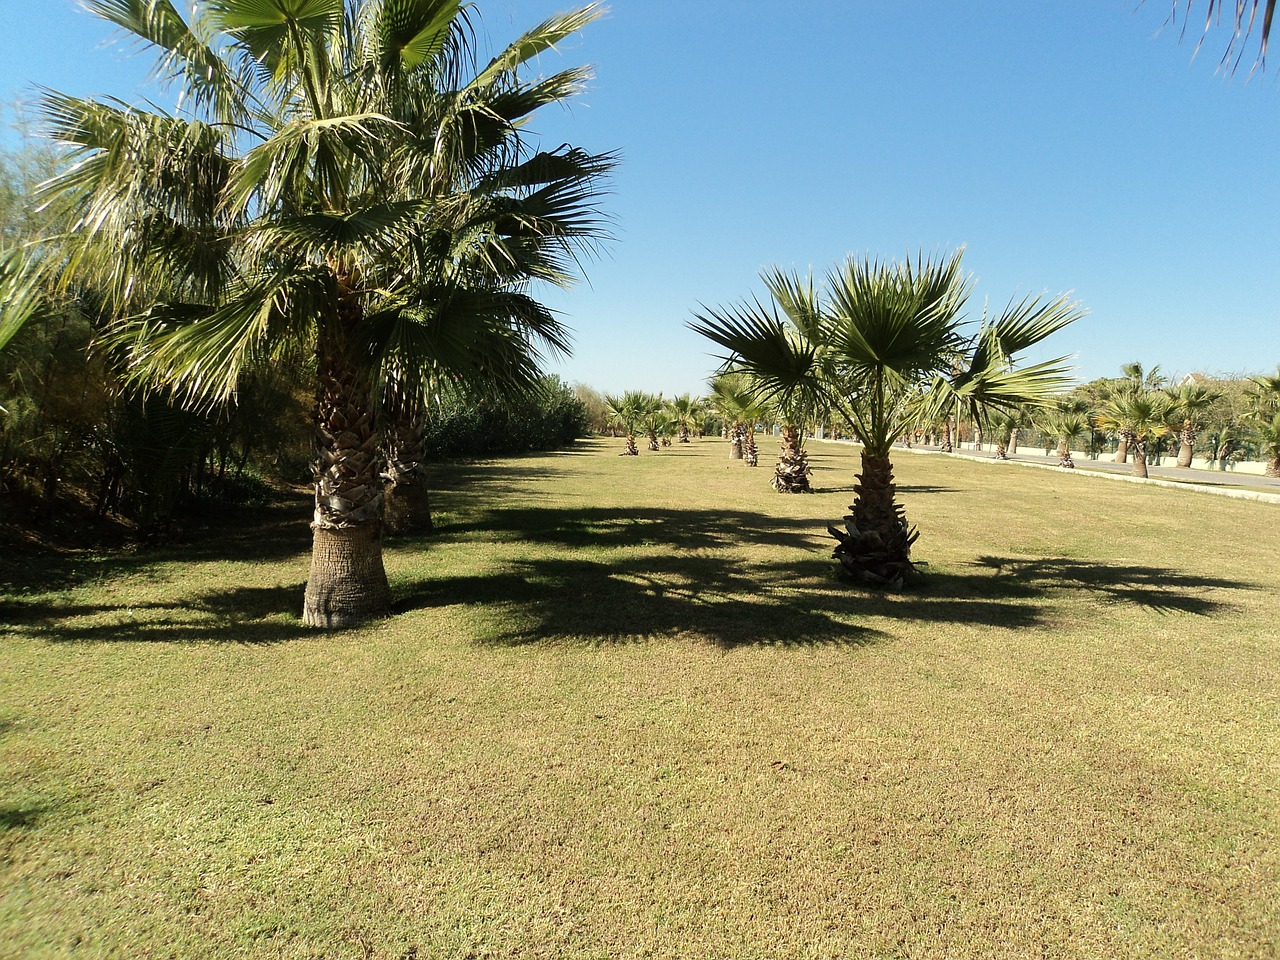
[397, 554, 883, 649]
[963, 556, 1253, 615]
[436, 505, 832, 552]
[3, 583, 311, 644]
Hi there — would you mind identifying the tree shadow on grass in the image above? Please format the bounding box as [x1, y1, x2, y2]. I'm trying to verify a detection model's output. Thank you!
[435, 505, 833, 552]
[2, 582, 311, 644]
[0, 805, 47, 831]
[398, 506, 1257, 647]
[0, 498, 313, 595]
[397, 553, 885, 649]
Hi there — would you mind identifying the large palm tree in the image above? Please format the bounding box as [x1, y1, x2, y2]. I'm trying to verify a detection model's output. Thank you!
[692, 250, 1082, 587]
[1247, 372, 1280, 476]
[39, 0, 612, 627]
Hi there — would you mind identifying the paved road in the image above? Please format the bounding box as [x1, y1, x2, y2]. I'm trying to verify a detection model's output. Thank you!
[814, 438, 1280, 498]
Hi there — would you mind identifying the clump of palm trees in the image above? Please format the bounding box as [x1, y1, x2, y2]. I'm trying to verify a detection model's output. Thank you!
[692, 250, 1082, 588]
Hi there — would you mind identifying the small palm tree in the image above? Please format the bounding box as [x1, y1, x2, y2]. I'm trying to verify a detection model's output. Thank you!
[1039, 398, 1092, 469]
[636, 392, 666, 451]
[1247, 372, 1280, 476]
[604, 392, 642, 455]
[707, 373, 756, 460]
[1165, 382, 1223, 468]
[692, 250, 1081, 587]
[1094, 389, 1176, 479]
[665, 394, 702, 443]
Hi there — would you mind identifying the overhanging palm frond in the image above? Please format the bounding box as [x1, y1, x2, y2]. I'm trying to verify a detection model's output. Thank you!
[467, 4, 605, 92]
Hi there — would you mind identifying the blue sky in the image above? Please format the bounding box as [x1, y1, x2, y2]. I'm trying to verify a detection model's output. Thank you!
[2, 1, 1278, 396]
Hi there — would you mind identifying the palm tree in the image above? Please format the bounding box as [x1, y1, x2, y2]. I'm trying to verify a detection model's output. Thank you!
[636, 392, 666, 452]
[692, 250, 1081, 587]
[1039, 398, 1092, 469]
[1246, 372, 1280, 476]
[1166, 381, 1223, 468]
[707, 372, 757, 460]
[604, 391, 642, 455]
[665, 394, 702, 443]
[1093, 389, 1176, 479]
[39, 0, 612, 627]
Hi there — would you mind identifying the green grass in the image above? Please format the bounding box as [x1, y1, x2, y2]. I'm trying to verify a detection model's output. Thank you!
[2, 438, 1278, 959]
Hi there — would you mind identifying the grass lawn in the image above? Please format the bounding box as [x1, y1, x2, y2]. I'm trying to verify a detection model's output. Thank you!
[2, 437, 1277, 959]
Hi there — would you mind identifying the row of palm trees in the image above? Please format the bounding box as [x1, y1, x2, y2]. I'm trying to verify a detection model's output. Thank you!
[8, 0, 614, 627]
[975, 367, 1280, 479]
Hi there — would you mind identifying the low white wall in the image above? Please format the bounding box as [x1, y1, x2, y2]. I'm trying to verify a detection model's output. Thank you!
[954, 443, 1268, 476]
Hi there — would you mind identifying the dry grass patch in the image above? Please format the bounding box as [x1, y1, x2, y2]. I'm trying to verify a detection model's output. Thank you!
[2, 437, 1277, 958]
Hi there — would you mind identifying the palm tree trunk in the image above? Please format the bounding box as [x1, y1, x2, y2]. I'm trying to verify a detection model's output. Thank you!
[1057, 438, 1075, 469]
[828, 450, 918, 588]
[383, 421, 433, 535]
[303, 291, 391, 628]
[1267, 455, 1280, 478]
[1008, 426, 1021, 455]
[1177, 423, 1195, 468]
[771, 424, 811, 493]
[972, 422, 983, 451]
[647, 429, 659, 452]
[1113, 435, 1130, 463]
[381, 374, 433, 536]
[622, 432, 638, 456]
[941, 419, 953, 453]
[729, 422, 743, 459]
[1130, 438, 1149, 479]
[744, 425, 758, 466]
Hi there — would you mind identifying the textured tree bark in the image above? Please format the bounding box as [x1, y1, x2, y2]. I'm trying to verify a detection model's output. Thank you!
[1130, 439, 1149, 478]
[827, 451, 918, 588]
[1113, 435, 1130, 463]
[303, 285, 391, 628]
[771, 424, 811, 493]
[972, 422, 983, 451]
[1267, 456, 1280, 478]
[381, 377, 433, 536]
[1177, 422, 1195, 468]
[304, 525, 392, 627]
[1057, 439, 1075, 469]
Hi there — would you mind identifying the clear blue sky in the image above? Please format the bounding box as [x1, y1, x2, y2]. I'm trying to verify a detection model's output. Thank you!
[3, 1, 1278, 396]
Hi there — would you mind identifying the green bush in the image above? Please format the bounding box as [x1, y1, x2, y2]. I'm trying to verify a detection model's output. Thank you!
[422, 376, 587, 457]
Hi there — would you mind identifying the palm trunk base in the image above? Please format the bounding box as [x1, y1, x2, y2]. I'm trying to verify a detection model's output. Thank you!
[771, 450, 812, 493]
[729, 441, 742, 460]
[1267, 457, 1280, 478]
[744, 436, 758, 466]
[303, 525, 391, 628]
[828, 453, 920, 589]
[383, 479, 433, 536]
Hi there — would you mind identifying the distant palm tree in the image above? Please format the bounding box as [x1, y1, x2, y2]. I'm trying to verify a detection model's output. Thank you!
[1247, 371, 1280, 476]
[604, 392, 643, 455]
[1094, 390, 1176, 479]
[692, 250, 1081, 587]
[665, 394, 702, 443]
[1166, 382, 1223, 468]
[1040, 398, 1092, 469]
[707, 373, 757, 461]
